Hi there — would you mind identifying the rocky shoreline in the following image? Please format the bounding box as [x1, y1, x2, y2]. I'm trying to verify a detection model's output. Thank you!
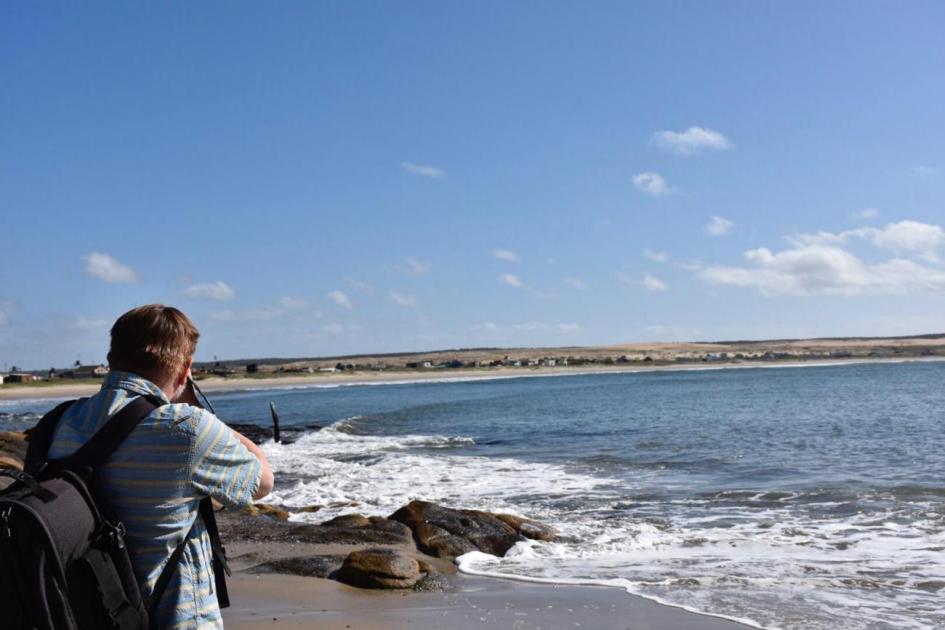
[219, 498, 556, 591]
[1, 430, 554, 593]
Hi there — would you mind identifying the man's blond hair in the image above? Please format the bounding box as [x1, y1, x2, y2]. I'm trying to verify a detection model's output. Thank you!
[107, 304, 199, 375]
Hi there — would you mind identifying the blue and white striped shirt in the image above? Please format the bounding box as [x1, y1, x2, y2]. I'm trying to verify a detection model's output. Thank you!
[48, 371, 262, 630]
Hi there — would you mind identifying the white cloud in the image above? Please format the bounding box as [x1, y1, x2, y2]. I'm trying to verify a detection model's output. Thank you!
[912, 165, 937, 176]
[852, 208, 880, 220]
[789, 221, 945, 261]
[499, 273, 524, 288]
[491, 249, 519, 262]
[327, 290, 353, 308]
[401, 162, 444, 178]
[321, 323, 361, 336]
[633, 172, 672, 197]
[279, 296, 308, 309]
[651, 126, 732, 156]
[643, 249, 669, 263]
[562, 276, 588, 290]
[388, 257, 431, 275]
[705, 215, 734, 236]
[82, 252, 139, 284]
[699, 244, 945, 296]
[185, 281, 235, 301]
[643, 273, 668, 291]
[389, 291, 417, 307]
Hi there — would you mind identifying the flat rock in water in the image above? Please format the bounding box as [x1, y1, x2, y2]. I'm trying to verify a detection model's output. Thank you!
[389, 500, 520, 559]
[336, 548, 422, 589]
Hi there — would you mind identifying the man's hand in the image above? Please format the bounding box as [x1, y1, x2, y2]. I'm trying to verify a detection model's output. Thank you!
[174, 376, 201, 406]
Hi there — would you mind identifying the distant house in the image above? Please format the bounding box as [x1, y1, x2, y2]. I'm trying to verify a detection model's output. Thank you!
[543, 358, 556, 367]
[5, 373, 35, 383]
[67, 364, 109, 378]
[318, 366, 337, 373]
[0, 374, 5, 384]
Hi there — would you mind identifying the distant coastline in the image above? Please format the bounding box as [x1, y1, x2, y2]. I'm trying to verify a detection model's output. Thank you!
[3, 354, 943, 402]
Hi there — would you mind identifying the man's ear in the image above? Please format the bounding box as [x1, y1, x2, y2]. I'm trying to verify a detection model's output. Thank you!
[177, 358, 194, 387]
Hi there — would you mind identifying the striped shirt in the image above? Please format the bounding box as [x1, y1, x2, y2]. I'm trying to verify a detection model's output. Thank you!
[47, 371, 262, 630]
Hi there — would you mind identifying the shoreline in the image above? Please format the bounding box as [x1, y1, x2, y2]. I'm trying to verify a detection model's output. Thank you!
[2, 355, 942, 402]
[223, 570, 755, 630]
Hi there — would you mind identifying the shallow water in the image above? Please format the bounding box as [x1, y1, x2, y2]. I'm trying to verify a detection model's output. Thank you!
[5, 361, 944, 629]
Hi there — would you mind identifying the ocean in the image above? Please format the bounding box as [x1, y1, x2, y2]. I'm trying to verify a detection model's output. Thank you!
[3, 360, 943, 629]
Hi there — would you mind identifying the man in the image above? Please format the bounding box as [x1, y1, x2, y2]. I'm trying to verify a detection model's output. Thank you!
[47, 304, 274, 630]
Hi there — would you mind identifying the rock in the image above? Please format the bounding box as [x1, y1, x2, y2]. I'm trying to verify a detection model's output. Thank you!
[336, 548, 422, 589]
[321, 514, 371, 528]
[250, 555, 347, 578]
[493, 514, 557, 542]
[295, 505, 322, 514]
[287, 515, 413, 546]
[245, 503, 290, 521]
[389, 500, 520, 559]
[0, 432, 27, 469]
[0, 432, 27, 490]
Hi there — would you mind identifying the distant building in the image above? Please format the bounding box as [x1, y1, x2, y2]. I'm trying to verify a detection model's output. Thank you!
[67, 364, 109, 378]
[5, 373, 35, 383]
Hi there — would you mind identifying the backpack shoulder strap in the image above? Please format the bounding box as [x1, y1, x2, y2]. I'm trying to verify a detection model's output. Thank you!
[66, 395, 164, 471]
[24, 398, 84, 475]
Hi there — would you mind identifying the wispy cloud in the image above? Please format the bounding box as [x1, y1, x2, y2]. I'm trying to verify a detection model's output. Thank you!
[185, 281, 235, 301]
[279, 296, 308, 309]
[643, 249, 669, 263]
[788, 221, 945, 261]
[387, 257, 431, 275]
[852, 208, 880, 221]
[643, 273, 668, 291]
[633, 172, 673, 197]
[705, 215, 733, 236]
[389, 291, 417, 307]
[912, 165, 937, 176]
[82, 252, 139, 284]
[499, 273, 524, 288]
[327, 290, 353, 308]
[651, 126, 732, 156]
[561, 276, 588, 290]
[472, 321, 580, 335]
[491, 249, 519, 262]
[401, 161, 445, 178]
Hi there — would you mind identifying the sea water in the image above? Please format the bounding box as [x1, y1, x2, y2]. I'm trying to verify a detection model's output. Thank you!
[3, 361, 943, 629]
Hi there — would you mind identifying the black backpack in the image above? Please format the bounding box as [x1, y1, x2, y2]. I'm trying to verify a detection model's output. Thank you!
[0, 397, 231, 630]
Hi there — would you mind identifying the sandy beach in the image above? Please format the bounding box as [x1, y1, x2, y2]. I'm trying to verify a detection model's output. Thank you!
[223, 572, 752, 630]
[3, 356, 941, 402]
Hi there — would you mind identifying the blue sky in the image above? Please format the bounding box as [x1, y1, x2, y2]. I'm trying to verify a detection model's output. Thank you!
[2, 2, 945, 369]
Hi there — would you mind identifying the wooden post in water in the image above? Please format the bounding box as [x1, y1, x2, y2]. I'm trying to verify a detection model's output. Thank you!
[269, 401, 281, 443]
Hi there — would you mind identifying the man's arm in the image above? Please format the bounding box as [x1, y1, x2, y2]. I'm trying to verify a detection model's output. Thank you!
[232, 430, 274, 500]
[176, 378, 274, 501]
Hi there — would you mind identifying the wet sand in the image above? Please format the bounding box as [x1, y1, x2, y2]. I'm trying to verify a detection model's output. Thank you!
[223, 572, 753, 630]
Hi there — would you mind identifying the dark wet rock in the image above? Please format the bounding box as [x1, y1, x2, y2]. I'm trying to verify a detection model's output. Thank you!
[321, 514, 371, 528]
[0, 431, 27, 470]
[916, 580, 945, 592]
[226, 422, 323, 445]
[245, 503, 290, 521]
[250, 555, 346, 578]
[336, 548, 422, 589]
[412, 570, 452, 592]
[493, 513, 557, 542]
[389, 500, 520, 559]
[0, 432, 27, 489]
